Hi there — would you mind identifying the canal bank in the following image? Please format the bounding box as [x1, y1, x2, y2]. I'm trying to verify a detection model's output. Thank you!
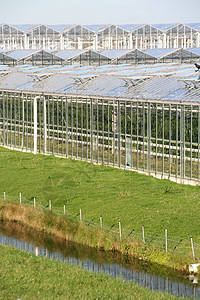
[0, 200, 193, 274]
[0, 218, 198, 299]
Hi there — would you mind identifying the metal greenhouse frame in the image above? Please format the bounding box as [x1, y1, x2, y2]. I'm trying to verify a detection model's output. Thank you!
[1, 90, 200, 185]
[0, 23, 200, 50]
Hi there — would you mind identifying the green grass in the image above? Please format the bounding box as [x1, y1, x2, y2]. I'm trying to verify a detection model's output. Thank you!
[0, 244, 182, 300]
[1, 146, 200, 241]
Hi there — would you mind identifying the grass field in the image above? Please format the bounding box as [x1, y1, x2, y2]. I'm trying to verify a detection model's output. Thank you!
[0, 244, 183, 300]
[0, 146, 200, 241]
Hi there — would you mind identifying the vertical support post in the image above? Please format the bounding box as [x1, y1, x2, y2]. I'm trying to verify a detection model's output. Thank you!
[3, 190, 6, 200]
[162, 104, 165, 177]
[176, 105, 178, 178]
[191, 236, 195, 260]
[142, 103, 145, 171]
[169, 104, 171, 178]
[119, 219, 122, 241]
[35, 246, 39, 256]
[142, 225, 145, 244]
[155, 103, 158, 174]
[34, 197, 36, 208]
[43, 97, 47, 153]
[80, 209, 82, 222]
[147, 103, 151, 174]
[198, 107, 200, 182]
[49, 200, 51, 211]
[90, 98, 93, 163]
[34, 96, 38, 154]
[76, 98, 78, 158]
[64, 204, 66, 215]
[100, 215, 102, 229]
[22, 98, 24, 149]
[190, 105, 193, 180]
[117, 100, 121, 167]
[180, 105, 185, 180]
[165, 228, 168, 253]
[102, 99, 104, 164]
[3, 93, 5, 146]
[136, 102, 139, 170]
[19, 192, 21, 204]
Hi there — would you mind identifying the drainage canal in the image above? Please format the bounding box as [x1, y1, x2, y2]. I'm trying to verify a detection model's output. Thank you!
[0, 221, 199, 298]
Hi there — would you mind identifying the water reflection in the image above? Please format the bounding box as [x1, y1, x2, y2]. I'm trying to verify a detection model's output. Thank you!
[0, 233, 199, 298]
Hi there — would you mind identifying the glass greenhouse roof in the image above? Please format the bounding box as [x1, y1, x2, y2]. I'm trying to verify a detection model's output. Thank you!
[11, 24, 38, 32]
[144, 49, 179, 58]
[7, 50, 39, 60]
[1, 63, 200, 104]
[54, 50, 87, 60]
[1, 23, 200, 34]
[99, 50, 133, 60]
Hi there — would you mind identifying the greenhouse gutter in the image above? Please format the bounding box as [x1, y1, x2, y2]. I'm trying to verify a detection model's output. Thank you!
[0, 88, 197, 106]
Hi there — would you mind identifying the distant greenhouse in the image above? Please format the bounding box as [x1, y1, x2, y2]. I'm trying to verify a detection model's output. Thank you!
[0, 48, 199, 66]
[0, 62, 200, 185]
[0, 23, 200, 50]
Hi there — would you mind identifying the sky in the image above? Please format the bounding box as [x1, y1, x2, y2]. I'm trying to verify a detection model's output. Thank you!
[1, 0, 200, 25]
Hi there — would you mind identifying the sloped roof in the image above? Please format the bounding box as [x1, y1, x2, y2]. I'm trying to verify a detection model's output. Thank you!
[0, 62, 200, 104]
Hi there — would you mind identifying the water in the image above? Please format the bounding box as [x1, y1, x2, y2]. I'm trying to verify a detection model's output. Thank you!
[0, 221, 199, 299]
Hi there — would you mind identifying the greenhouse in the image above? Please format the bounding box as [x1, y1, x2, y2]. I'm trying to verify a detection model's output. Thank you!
[0, 23, 200, 50]
[0, 62, 200, 185]
[0, 48, 200, 66]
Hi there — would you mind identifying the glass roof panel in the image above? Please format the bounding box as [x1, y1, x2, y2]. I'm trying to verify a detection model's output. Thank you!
[99, 50, 133, 59]
[54, 50, 87, 60]
[11, 24, 38, 32]
[0, 63, 199, 104]
[7, 50, 39, 60]
[144, 48, 177, 58]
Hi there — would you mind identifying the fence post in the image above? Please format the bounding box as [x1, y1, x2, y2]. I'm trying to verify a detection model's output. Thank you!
[64, 204, 66, 215]
[49, 200, 51, 211]
[34, 197, 36, 208]
[165, 228, 168, 253]
[100, 215, 103, 229]
[191, 236, 195, 260]
[3, 190, 6, 200]
[142, 225, 145, 244]
[119, 219, 122, 241]
[19, 193, 21, 204]
[80, 209, 82, 222]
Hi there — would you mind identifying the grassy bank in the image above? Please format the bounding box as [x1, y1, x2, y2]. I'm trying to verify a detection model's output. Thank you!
[0, 244, 183, 299]
[0, 200, 193, 272]
[1, 146, 200, 269]
[0, 146, 200, 240]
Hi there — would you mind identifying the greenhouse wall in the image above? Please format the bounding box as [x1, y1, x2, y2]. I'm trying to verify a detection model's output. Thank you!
[0, 91, 200, 185]
[0, 24, 199, 50]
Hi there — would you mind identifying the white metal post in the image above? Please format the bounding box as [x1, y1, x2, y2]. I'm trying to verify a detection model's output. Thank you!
[80, 209, 82, 222]
[35, 246, 39, 256]
[34, 96, 39, 154]
[22, 100, 24, 149]
[94, 33, 98, 50]
[191, 236, 195, 260]
[119, 219, 122, 241]
[100, 215, 103, 229]
[142, 225, 145, 244]
[165, 228, 168, 253]
[43, 98, 47, 153]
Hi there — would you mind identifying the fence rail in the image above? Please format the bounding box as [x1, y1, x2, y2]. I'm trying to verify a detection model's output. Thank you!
[0, 191, 199, 261]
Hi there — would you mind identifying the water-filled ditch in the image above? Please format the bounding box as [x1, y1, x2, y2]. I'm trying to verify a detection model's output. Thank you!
[0, 220, 199, 298]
